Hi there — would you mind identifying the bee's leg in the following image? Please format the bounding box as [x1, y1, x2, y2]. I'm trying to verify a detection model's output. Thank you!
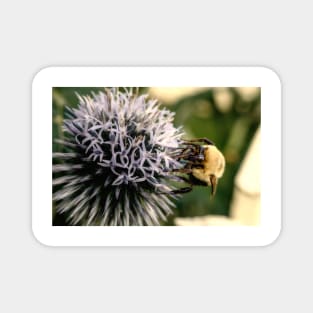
[171, 146, 197, 159]
[169, 186, 193, 194]
[177, 143, 204, 161]
[171, 168, 193, 174]
[172, 152, 192, 160]
[173, 150, 205, 163]
[157, 175, 192, 195]
[161, 174, 195, 195]
[174, 150, 202, 161]
[175, 156, 204, 165]
[167, 175, 191, 183]
[163, 167, 193, 174]
[158, 186, 193, 195]
[183, 138, 215, 145]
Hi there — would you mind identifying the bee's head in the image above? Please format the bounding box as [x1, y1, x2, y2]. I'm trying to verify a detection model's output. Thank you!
[204, 145, 225, 196]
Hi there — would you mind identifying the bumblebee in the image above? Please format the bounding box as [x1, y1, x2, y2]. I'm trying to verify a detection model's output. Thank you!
[171, 138, 225, 196]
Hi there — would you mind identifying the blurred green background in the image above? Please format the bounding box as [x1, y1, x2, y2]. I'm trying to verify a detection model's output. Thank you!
[53, 87, 260, 225]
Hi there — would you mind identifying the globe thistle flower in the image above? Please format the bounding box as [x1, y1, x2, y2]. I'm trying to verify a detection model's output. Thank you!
[53, 88, 184, 226]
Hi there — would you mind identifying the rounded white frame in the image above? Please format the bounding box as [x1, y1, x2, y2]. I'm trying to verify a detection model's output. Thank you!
[32, 67, 281, 246]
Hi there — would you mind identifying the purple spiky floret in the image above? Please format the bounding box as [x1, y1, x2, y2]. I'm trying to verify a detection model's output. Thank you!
[53, 88, 184, 226]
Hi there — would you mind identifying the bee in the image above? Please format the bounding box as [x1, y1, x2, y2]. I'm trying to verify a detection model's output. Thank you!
[170, 138, 225, 196]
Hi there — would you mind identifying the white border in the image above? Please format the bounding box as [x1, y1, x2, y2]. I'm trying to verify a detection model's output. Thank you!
[32, 67, 281, 246]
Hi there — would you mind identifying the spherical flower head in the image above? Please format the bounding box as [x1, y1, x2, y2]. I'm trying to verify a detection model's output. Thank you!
[53, 88, 184, 226]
